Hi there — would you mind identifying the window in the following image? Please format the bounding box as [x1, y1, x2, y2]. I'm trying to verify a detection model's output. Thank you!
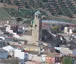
[35, 25, 37, 28]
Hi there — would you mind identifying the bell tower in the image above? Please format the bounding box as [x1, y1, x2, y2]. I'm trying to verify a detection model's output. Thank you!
[32, 11, 42, 45]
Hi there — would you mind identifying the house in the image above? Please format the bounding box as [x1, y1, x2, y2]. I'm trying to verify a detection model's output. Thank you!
[0, 48, 8, 59]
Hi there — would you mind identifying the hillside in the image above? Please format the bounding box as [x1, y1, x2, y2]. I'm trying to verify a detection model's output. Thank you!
[1, 0, 76, 23]
[0, 7, 11, 20]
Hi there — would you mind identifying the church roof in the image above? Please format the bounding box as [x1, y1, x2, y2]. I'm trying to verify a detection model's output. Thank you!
[35, 10, 41, 15]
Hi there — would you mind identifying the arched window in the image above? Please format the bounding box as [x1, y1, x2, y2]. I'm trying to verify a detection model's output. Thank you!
[35, 25, 37, 28]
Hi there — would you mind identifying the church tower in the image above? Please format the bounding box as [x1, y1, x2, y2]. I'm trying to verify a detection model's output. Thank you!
[32, 11, 42, 45]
